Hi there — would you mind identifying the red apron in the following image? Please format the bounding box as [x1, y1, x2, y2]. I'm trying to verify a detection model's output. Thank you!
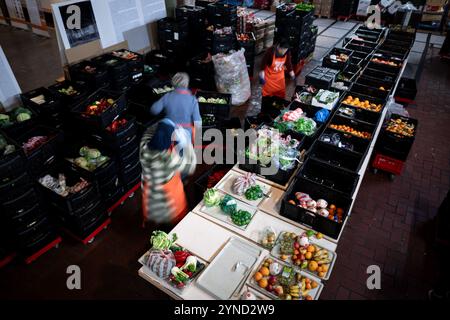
[262, 52, 287, 98]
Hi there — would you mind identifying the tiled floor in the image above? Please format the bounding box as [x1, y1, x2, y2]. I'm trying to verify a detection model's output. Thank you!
[1, 22, 449, 300]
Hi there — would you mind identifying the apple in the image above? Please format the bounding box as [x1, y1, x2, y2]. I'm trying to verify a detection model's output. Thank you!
[294, 242, 300, 249]
[266, 285, 273, 292]
[292, 255, 298, 261]
[274, 286, 284, 296]
[268, 276, 277, 285]
[300, 254, 306, 261]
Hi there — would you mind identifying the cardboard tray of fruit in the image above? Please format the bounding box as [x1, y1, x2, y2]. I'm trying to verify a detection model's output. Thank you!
[248, 256, 324, 300]
[139, 244, 207, 292]
[215, 170, 272, 208]
[270, 231, 336, 280]
[200, 189, 258, 230]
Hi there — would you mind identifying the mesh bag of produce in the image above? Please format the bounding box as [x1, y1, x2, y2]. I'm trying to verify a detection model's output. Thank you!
[212, 49, 251, 106]
[145, 249, 176, 279]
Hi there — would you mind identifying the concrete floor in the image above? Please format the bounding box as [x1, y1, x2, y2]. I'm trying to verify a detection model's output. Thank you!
[0, 25, 63, 93]
[1, 23, 450, 300]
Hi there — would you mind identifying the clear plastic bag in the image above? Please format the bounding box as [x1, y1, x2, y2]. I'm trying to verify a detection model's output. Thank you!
[212, 49, 251, 106]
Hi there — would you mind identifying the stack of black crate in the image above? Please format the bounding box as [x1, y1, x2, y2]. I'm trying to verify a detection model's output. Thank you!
[157, 17, 190, 70]
[91, 54, 132, 93]
[187, 53, 216, 91]
[206, 2, 237, 29]
[205, 2, 237, 54]
[0, 131, 59, 258]
[37, 161, 106, 241]
[333, 0, 356, 18]
[275, 6, 316, 65]
[68, 89, 129, 208]
[175, 5, 207, 58]
[237, 32, 256, 76]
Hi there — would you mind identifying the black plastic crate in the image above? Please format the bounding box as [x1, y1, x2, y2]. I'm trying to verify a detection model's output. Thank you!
[111, 49, 145, 73]
[118, 145, 139, 169]
[394, 77, 417, 102]
[20, 87, 62, 117]
[350, 83, 390, 101]
[344, 37, 378, 49]
[319, 127, 370, 157]
[0, 172, 32, 203]
[99, 174, 122, 199]
[65, 146, 118, 186]
[196, 91, 232, 120]
[368, 53, 404, 75]
[0, 106, 38, 139]
[0, 132, 26, 182]
[280, 176, 352, 239]
[14, 216, 53, 246]
[69, 61, 111, 90]
[299, 157, 359, 197]
[336, 103, 381, 126]
[329, 113, 376, 142]
[115, 134, 139, 158]
[91, 54, 129, 80]
[309, 140, 364, 173]
[322, 47, 353, 71]
[244, 114, 273, 131]
[71, 89, 127, 129]
[18, 229, 57, 255]
[1, 187, 39, 218]
[18, 126, 64, 177]
[91, 115, 137, 149]
[236, 32, 255, 55]
[120, 160, 142, 185]
[5, 203, 45, 231]
[158, 17, 189, 33]
[193, 164, 233, 202]
[355, 76, 393, 92]
[376, 114, 418, 161]
[305, 66, 339, 90]
[37, 165, 100, 214]
[261, 96, 290, 119]
[361, 67, 398, 84]
[48, 80, 89, 109]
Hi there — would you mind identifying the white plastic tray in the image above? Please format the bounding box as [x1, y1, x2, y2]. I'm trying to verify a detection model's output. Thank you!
[196, 237, 262, 300]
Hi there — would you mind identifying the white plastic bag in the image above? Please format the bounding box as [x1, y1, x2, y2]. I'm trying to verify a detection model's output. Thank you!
[212, 49, 251, 105]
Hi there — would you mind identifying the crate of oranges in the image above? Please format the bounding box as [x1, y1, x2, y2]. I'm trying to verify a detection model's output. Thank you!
[342, 95, 383, 113]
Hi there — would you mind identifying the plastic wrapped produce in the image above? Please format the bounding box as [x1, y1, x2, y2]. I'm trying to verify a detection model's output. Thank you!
[212, 49, 251, 106]
[145, 250, 176, 279]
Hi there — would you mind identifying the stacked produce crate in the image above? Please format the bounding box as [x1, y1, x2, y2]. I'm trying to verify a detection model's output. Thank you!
[175, 5, 207, 57]
[237, 32, 256, 76]
[157, 17, 190, 68]
[37, 162, 107, 240]
[0, 130, 59, 259]
[206, 2, 238, 29]
[313, 0, 334, 18]
[253, 20, 267, 54]
[68, 89, 135, 208]
[187, 53, 216, 91]
[275, 3, 317, 65]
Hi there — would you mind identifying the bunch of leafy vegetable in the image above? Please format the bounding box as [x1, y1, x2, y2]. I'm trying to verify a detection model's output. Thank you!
[203, 188, 222, 207]
[294, 118, 317, 136]
[150, 231, 178, 250]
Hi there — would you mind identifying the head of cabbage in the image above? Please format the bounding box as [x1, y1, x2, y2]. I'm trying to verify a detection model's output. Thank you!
[203, 188, 221, 207]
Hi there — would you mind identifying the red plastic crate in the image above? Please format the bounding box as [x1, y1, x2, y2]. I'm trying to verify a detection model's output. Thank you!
[372, 153, 405, 176]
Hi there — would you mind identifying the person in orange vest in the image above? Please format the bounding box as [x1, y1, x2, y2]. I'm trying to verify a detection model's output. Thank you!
[259, 39, 296, 99]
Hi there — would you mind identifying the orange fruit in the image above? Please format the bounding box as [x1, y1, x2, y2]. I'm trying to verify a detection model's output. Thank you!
[260, 267, 270, 277]
[308, 261, 318, 272]
[254, 272, 263, 281]
[311, 281, 318, 289]
[305, 252, 312, 260]
[322, 265, 329, 272]
[305, 295, 313, 301]
[318, 271, 325, 278]
[307, 245, 315, 253]
[258, 278, 268, 288]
